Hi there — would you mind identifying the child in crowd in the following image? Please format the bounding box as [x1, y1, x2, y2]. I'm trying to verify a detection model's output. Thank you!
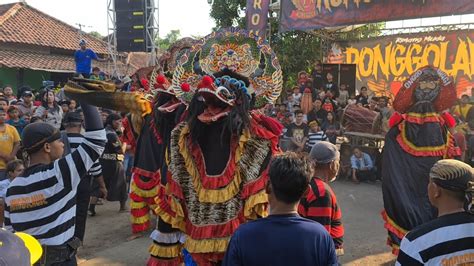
[337, 84, 349, 107]
[59, 100, 70, 114]
[2, 86, 17, 105]
[292, 86, 302, 104]
[322, 97, 335, 113]
[347, 95, 357, 105]
[69, 99, 77, 112]
[0, 159, 24, 225]
[6, 106, 26, 135]
[305, 120, 328, 152]
[276, 104, 287, 122]
[285, 93, 297, 113]
[339, 146, 352, 180]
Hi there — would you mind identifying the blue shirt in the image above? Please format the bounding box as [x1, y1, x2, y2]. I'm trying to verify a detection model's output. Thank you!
[74, 48, 98, 74]
[223, 214, 337, 266]
[350, 153, 374, 170]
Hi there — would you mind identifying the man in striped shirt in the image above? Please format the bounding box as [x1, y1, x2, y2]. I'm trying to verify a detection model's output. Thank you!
[396, 160, 474, 265]
[305, 120, 328, 152]
[4, 102, 106, 265]
[299, 141, 345, 256]
[62, 111, 107, 243]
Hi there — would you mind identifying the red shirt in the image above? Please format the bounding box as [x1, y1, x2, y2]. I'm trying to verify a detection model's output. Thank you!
[298, 177, 344, 254]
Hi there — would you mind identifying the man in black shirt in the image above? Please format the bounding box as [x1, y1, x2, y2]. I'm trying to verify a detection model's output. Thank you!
[325, 72, 339, 99]
[285, 110, 309, 152]
[311, 61, 325, 92]
[307, 98, 328, 125]
[356, 87, 369, 107]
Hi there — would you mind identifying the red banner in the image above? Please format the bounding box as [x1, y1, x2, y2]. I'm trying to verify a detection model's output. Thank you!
[246, 0, 270, 39]
[280, 0, 474, 32]
[324, 31, 474, 99]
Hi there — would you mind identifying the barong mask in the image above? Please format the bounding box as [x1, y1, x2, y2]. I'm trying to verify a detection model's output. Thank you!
[392, 66, 457, 113]
[414, 68, 441, 103]
[172, 28, 282, 110]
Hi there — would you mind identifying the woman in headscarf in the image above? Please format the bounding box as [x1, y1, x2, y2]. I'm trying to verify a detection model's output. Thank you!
[101, 112, 128, 212]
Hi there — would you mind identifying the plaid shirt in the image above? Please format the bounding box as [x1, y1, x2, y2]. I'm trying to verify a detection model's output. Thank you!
[298, 177, 344, 254]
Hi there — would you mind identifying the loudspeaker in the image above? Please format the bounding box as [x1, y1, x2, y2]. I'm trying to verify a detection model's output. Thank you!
[339, 64, 356, 96]
[116, 10, 147, 27]
[321, 64, 357, 96]
[114, 0, 153, 52]
[114, 0, 145, 11]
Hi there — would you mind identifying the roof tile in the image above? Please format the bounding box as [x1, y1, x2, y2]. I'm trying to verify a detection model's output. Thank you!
[0, 2, 109, 54]
[0, 50, 136, 75]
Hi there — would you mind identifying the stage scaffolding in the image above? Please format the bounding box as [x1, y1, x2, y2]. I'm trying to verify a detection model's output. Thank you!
[106, 0, 159, 77]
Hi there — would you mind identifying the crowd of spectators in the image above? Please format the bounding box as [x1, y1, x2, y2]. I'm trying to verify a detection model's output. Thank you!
[264, 61, 392, 181]
[0, 73, 136, 233]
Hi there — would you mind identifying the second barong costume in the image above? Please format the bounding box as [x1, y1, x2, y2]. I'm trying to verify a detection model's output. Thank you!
[381, 66, 461, 254]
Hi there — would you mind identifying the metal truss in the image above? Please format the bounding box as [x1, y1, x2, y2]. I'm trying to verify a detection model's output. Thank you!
[106, 0, 121, 78]
[145, 0, 159, 66]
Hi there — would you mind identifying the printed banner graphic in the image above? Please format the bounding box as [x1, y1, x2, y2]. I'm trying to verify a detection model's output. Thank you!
[324, 31, 474, 99]
[246, 0, 270, 39]
[280, 0, 474, 32]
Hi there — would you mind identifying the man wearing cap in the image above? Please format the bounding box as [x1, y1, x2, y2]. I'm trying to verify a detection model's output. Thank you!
[15, 87, 34, 117]
[396, 159, 474, 265]
[74, 40, 107, 78]
[62, 111, 107, 243]
[0, 228, 43, 265]
[299, 141, 345, 256]
[4, 101, 106, 265]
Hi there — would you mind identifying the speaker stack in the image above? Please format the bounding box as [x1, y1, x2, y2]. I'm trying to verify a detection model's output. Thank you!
[115, 0, 152, 52]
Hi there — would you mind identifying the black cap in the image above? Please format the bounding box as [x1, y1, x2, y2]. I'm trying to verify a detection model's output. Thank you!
[22, 90, 33, 97]
[58, 99, 71, 106]
[63, 111, 83, 124]
[22, 122, 61, 154]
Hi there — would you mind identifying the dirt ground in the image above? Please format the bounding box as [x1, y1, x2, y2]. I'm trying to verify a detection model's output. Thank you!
[78, 180, 396, 265]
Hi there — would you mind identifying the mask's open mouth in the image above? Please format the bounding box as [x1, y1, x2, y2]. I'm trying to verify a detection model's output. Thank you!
[157, 96, 181, 113]
[197, 91, 232, 123]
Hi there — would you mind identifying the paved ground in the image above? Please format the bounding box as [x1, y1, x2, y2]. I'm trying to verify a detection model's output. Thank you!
[78, 180, 396, 265]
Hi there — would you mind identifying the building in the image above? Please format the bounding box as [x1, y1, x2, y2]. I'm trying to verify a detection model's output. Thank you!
[0, 2, 140, 92]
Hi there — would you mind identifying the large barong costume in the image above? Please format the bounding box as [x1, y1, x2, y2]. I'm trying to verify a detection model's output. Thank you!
[153, 28, 283, 265]
[381, 66, 460, 254]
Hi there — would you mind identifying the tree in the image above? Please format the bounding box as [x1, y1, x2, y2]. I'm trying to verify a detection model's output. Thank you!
[209, 0, 246, 29]
[88, 31, 104, 39]
[155, 30, 181, 51]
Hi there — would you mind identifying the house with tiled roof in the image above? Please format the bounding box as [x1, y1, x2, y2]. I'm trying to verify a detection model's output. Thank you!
[0, 2, 140, 90]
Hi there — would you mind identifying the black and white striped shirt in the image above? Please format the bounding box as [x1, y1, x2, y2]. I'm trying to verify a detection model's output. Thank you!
[396, 212, 474, 266]
[4, 129, 106, 246]
[67, 133, 102, 178]
[306, 131, 328, 149]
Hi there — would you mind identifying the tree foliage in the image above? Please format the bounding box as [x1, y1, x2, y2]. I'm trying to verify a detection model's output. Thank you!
[208, 0, 383, 88]
[155, 30, 181, 51]
[210, 0, 246, 29]
[88, 31, 104, 39]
